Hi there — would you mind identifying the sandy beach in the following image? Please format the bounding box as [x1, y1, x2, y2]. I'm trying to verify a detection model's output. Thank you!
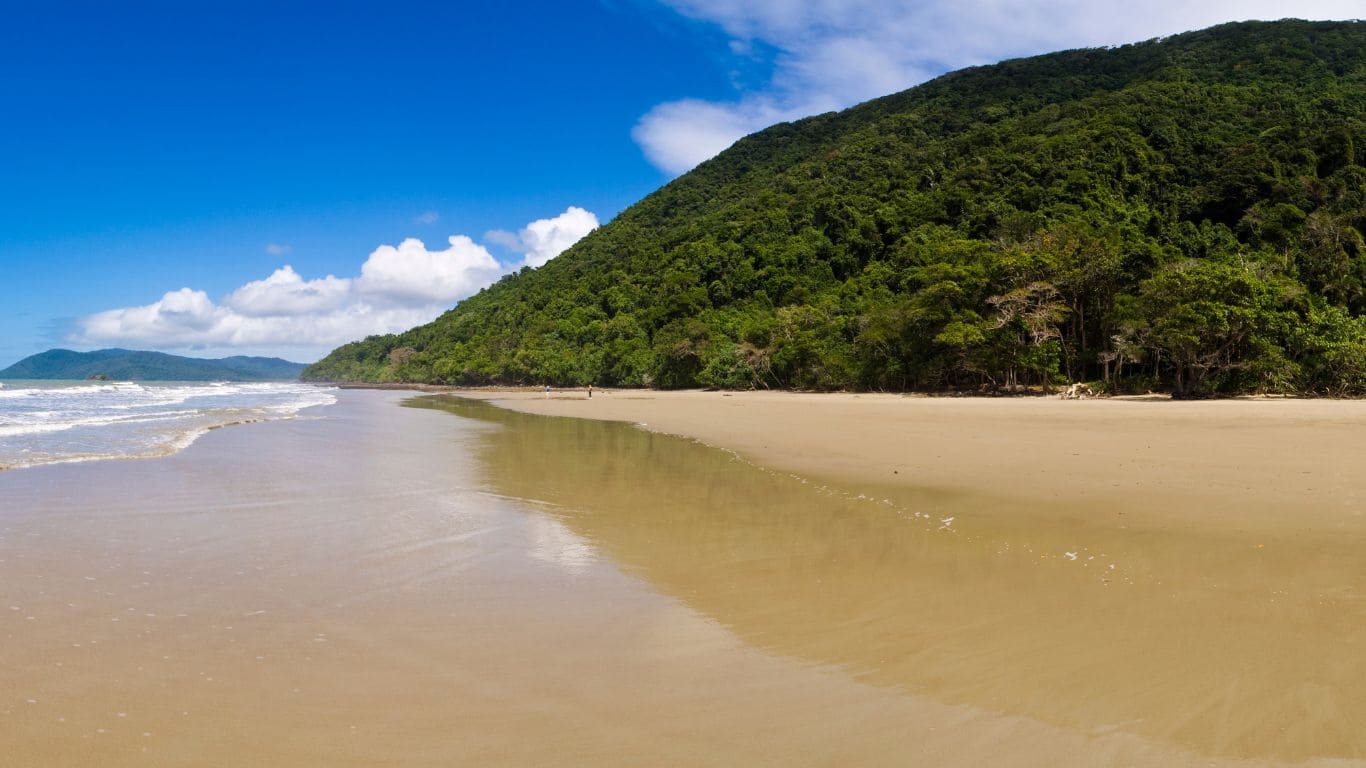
[447, 388, 1366, 762]
[455, 388, 1366, 533]
[4, 387, 1365, 765]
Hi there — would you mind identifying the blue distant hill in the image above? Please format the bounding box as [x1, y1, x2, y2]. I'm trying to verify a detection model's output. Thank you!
[0, 349, 307, 381]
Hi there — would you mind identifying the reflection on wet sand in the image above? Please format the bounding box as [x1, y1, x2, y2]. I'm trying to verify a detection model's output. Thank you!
[4, 389, 1181, 767]
[412, 395, 1366, 763]
[3, 389, 1361, 766]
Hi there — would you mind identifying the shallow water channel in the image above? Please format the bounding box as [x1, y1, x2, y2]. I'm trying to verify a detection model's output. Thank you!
[414, 394, 1366, 764]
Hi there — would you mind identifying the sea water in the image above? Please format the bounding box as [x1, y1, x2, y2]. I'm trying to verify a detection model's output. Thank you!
[0, 379, 336, 470]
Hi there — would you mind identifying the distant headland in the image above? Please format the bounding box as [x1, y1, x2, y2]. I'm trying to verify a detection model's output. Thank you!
[0, 349, 306, 381]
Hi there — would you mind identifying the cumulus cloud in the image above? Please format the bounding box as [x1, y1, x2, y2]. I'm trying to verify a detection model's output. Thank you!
[225, 266, 351, 317]
[75, 207, 598, 360]
[83, 288, 220, 347]
[485, 206, 600, 270]
[358, 235, 505, 302]
[640, 0, 1365, 175]
[517, 207, 600, 269]
[82, 289, 444, 355]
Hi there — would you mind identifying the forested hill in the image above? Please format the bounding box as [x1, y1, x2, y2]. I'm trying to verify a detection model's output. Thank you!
[0, 349, 307, 381]
[305, 20, 1366, 397]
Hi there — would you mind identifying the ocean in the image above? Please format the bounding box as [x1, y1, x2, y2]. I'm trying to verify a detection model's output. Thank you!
[0, 379, 337, 470]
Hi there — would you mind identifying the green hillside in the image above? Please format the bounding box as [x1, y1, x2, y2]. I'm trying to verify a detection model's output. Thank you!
[0, 349, 307, 381]
[305, 20, 1366, 397]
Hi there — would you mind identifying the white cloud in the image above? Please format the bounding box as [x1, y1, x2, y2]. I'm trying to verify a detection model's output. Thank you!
[225, 266, 351, 317]
[75, 207, 598, 361]
[485, 206, 601, 269]
[517, 207, 600, 269]
[264, 243, 292, 256]
[80, 288, 442, 355]
[358, 235, 504, 303]
[634, 98, 792, 176]
[83, 288, 221, 347]
[640, 0, 1365, 175]
[483, 228, 523, 252]
[415, 210, 440, 224]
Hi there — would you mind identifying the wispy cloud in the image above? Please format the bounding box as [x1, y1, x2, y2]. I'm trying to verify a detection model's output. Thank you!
[414, 210, 440, 225]
[75, 207, 599, 360]
[638, 0, 1365, 175]
[264, 242, 292, 256]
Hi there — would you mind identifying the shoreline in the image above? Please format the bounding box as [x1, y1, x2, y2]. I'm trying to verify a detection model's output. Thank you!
[6, 388, 1366, 763]
[440, 387, 1366, 535]
[328, 378, 1338, 401]
[0, 389, 1234, 766]
[416, 388, 1366, 762]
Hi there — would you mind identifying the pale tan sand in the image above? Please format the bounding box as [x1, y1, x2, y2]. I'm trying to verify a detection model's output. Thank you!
[4, 388, 1364, 766]
[446, 388, 1366, 762]
[0, 389, 1236, 767]
[456, 389, 1366, 533]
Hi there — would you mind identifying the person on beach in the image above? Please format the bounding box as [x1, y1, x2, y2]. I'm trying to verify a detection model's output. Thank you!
[588, 385, 592, 399]
[544, 385, 550, 398]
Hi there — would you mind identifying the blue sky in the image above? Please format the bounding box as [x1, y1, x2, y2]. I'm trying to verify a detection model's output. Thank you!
[2, 1, 1360, 367]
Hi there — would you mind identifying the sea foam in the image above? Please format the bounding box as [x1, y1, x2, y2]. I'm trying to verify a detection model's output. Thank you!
[0, 380, 337, 470]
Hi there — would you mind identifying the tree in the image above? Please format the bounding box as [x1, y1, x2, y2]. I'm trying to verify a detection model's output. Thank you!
[988, 281, 1069, 392]
[1131, 260, 1294, 397]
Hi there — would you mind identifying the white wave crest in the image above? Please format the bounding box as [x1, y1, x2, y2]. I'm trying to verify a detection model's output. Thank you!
[0, 382, 338, 470]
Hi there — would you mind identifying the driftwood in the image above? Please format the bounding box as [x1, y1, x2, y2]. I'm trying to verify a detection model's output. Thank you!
[1060, 382, 1095, 400]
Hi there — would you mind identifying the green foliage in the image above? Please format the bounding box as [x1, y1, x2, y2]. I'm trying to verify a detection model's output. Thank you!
[1126, 261, 1297, 397]
[1292, 303, 1366, 395]
[303, 21, 1366, 397]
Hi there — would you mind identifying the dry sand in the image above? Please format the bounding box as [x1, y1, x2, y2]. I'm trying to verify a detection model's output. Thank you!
[457, 388, 1366, 534]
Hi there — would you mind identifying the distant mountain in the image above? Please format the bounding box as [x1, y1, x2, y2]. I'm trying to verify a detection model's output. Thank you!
[0, 349, 306, 381]
[305, 20, 1366, 398]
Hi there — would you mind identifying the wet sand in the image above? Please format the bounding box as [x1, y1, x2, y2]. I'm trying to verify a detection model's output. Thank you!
[449, 388, 1366, 763]
[2, 388, 1364, 765]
